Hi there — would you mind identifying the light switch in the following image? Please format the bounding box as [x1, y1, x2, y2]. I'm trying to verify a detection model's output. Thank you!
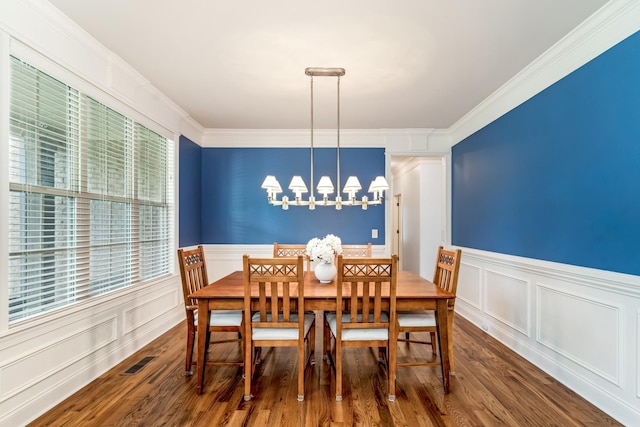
[371, 229, 378, 239]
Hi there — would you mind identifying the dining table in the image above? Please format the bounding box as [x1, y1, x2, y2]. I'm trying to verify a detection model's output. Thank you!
[189, 269, 456, 396]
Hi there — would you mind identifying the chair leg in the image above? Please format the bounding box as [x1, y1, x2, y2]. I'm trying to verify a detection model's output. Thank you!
[323, 319, 331, 362]
[310, 320, 316, 365]
[378, 346, 386, 363]
[405, 332, 410, 340]
[239, 323, 245, 363]
[244, 337, 253, 401]
[185, 326, 195, 375]
[447, 311, 455, 373]
[297, 337, 305, 401]
[430, 332, 437, 354]
[335, 339, 342, 401]
[388, 342, 396, 402]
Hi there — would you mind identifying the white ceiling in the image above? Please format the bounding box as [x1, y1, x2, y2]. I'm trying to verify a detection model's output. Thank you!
[48, 0, 608, 130]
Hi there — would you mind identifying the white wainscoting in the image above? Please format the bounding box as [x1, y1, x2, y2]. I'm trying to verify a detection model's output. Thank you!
[0, 275, 184, 427]
[484, 269, 531, 337]
[536, 285, 620, 385]
[637, 309, 640, 400]
[455, 248, 640, 425]
[203, 244, 389, 283]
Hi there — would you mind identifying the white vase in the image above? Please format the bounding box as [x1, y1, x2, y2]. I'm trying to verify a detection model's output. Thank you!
[314, 261, 337, 284]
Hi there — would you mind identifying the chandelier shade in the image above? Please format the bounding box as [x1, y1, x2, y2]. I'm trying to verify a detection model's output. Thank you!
[316, 176, 335, 195]
[261, 67, 389, 210]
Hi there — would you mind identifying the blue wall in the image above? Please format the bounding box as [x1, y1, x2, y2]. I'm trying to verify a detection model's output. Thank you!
[452, 30, 640, 276]
[178, 135, 202, 247]
[178, 145, 386, 245]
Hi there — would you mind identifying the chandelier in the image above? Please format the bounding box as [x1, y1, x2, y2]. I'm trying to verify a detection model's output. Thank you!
[261, 67, 389, 210]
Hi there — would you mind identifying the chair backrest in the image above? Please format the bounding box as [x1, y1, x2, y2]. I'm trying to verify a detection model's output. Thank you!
[177, 245, 209, 309]
[273, 242, 311, 270]
[243, 255, 305, 330]
[432, 246, 462, 296]
[336, 255, 398, 333]
[273, 242, 306, 258]
[341, 243, 372, 258]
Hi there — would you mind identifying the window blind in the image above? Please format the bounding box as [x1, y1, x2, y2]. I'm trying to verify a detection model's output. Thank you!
[8, 56, 174, 322]
[84, 97, 132, 296]
[135, 124, 172, 282]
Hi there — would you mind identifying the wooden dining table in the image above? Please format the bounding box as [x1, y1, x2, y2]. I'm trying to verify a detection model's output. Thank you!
[189, 270, 455, 396]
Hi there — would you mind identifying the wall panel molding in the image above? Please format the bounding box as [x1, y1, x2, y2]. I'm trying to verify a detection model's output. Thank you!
[0, 317, 117, 400]
[537, 285, 620, 385]
[122, 289, 180, 336]
[637, 309, 640, 399]
[454, 247, 640, 425]
[0, 277, 184, 427]
[457, 262, 482, 310]
[484, 269, 530, 337]
[460, 248, 640, 298]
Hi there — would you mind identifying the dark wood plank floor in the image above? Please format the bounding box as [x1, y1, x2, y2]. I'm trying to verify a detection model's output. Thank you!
[30, 315, 621, 426]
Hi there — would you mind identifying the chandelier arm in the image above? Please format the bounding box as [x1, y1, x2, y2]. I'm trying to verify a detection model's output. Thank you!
[310, 75, 315, 199]
[263, 67, 387, 209]
[336, 74, 341, 197]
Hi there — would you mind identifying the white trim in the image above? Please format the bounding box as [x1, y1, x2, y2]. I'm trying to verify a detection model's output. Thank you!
[0, 272, 180, 339]
[9, 39, 175, 141]
[202, 244, 388, 281]
[483, 269, 531, 337]
[449, 0, 640, 144]
[535, 284, 621, 386]
[0, 275, 184, 426]
[0, 0, 198, 141]
[200, 128, 436, 148]
[0, 30, 10, 332]
[637, 310, 640, 399]
[0, 316, 118, 400]
[454, 248, 640, 425]
[458, 247, 640, 298]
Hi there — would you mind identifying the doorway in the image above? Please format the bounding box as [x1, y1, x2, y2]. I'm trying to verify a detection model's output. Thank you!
[390, 155, 445, 277]
[392, 194, 402, 270]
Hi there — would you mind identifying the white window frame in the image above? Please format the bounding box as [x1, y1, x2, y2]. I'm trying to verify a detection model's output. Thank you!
[6, 53, 175, 325]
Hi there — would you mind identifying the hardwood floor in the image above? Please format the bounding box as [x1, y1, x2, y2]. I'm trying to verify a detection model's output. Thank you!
[30, 315, 621, 426]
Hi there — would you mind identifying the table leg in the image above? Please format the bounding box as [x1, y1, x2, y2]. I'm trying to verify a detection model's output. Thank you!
[196, 299, 209, 394]
[448, 307, 455, 375]
[436, 299, 451, 393]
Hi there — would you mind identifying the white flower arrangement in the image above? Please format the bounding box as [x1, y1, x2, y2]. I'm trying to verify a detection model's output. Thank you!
[306, 234, 343, 264]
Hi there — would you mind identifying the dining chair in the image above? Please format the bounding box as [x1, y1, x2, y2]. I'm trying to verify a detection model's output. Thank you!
[273, 242, 311, 270]
[242, 255, 315, 402]
[177, 245, 244, 376]
[396, 246, 461, 371]
[341, 243, 372, 257]
[324, 254, 398, 402]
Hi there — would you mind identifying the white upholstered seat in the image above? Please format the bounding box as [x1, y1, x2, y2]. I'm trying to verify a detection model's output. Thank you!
[250, 312, 315, 340]
[396, 246, 461, 372]
[177, 245, 244, 378]
[326, 312, 390, 341]
[243, 255, 315, 402]
[324, 255, 398, 402]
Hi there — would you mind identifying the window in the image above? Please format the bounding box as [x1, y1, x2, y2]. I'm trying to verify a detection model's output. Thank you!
[8, 56, 174, 322]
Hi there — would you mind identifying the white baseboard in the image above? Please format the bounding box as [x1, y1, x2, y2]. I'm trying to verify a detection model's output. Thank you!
[454, 248, 640, 425]
[0, 277, 184, 427]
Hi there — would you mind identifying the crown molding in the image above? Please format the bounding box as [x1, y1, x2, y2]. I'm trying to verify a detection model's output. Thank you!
[449, 0, 640, 145]
[1, 0, 194, 140]
[199, 128, 442, 150]
[392, 156, 443, 178]
[6, 0, 637, 153]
